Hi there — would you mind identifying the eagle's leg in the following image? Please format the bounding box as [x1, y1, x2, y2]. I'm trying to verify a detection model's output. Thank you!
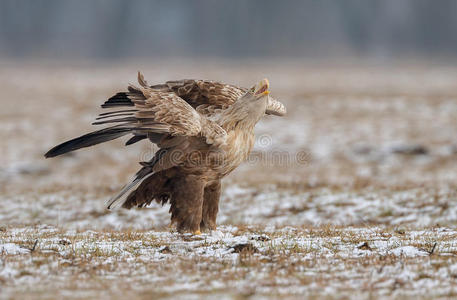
[170, 175, 205, 234]
[200, 180, 221, 232]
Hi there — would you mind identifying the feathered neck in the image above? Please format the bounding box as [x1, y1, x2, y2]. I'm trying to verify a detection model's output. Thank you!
[218, 101, 263, 132]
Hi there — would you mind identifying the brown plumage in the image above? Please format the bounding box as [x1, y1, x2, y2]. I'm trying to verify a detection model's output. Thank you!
[45, 72, 286, 234]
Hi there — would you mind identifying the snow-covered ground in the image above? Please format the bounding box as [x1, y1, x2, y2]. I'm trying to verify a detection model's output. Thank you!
[1, 61, 457, 299]
[1, 225, 457, 299]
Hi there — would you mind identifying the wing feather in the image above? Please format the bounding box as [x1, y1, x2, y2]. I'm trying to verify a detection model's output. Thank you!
[166, 79, 245, 109]
[266, 97, 287, 116]
[164, 78, 286, 117]
[95, 73, 227, 146]
[93, 72, 286, 149]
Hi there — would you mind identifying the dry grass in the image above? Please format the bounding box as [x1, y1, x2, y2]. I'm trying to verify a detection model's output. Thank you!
[1, 225, 457, 299]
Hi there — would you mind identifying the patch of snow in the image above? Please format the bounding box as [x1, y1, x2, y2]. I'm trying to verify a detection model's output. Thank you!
[0, 265, 20, 279]
[389, 246, 429, 257]
[0, 243, 30, 255]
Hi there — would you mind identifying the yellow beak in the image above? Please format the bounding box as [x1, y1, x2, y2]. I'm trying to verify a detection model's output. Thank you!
[254, 78, 270, 96]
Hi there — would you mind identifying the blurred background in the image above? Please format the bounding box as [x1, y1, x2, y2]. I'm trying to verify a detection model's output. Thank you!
[1, 0, 457, 230]
[1, 0, 457, 61]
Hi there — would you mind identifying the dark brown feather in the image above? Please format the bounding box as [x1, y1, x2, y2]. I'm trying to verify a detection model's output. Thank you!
[125, 135, 147, 145]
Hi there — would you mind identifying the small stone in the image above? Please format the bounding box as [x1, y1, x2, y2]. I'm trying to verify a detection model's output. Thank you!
[391, 145, 428, 155]
[395, 228, 406, 235]
[231, 243, 258, 253]
[357, 242, 372, 251]
[250, 234, 270, 241]
[159, 246, 172, 254]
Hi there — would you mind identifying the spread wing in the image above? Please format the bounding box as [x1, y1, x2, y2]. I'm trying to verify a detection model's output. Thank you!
[99, 72, 283, 148]
[95, 73, 227, 147]
[265, 97, 287, 116]
[165, 79, 245, 109]
[45, 72, 283, 159]
[155, 76, 286, 117]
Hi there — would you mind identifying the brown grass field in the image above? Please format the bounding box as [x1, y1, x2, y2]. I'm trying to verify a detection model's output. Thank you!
[1, 60, 457, 299]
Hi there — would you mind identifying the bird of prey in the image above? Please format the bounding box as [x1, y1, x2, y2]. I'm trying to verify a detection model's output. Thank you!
[45, 72, 286, 234]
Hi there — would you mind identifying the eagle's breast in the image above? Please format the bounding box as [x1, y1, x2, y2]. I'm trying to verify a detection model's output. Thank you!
[216, 129, 255, 177]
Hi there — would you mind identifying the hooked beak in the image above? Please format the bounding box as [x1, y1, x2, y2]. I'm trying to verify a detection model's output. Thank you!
[254, 78, 270, 98]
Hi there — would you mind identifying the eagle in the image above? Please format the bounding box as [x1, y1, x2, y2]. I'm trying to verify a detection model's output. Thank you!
[45, 72, 286, 234]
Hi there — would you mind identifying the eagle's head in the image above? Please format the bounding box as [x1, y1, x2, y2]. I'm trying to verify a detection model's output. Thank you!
[239, 78, 271, 123]
[238, 78, 270, 115]
[250, 78, 270, 99]
[250, 78, 286, 116]
[221, 78, 277, 130]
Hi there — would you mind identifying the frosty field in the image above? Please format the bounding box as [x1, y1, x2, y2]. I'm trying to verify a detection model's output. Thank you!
[1, 61, 457, 299]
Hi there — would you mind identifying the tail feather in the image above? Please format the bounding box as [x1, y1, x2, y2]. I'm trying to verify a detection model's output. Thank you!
[122, 172, 172, 209]
[107, 149, 171, 209]
[121, 168, 177, 209]
[105, 172, 154, 209]
[44, 126, 131, 158]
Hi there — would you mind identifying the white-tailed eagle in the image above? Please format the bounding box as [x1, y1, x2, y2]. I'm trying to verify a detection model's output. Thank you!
[45, 72, 286, 234]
